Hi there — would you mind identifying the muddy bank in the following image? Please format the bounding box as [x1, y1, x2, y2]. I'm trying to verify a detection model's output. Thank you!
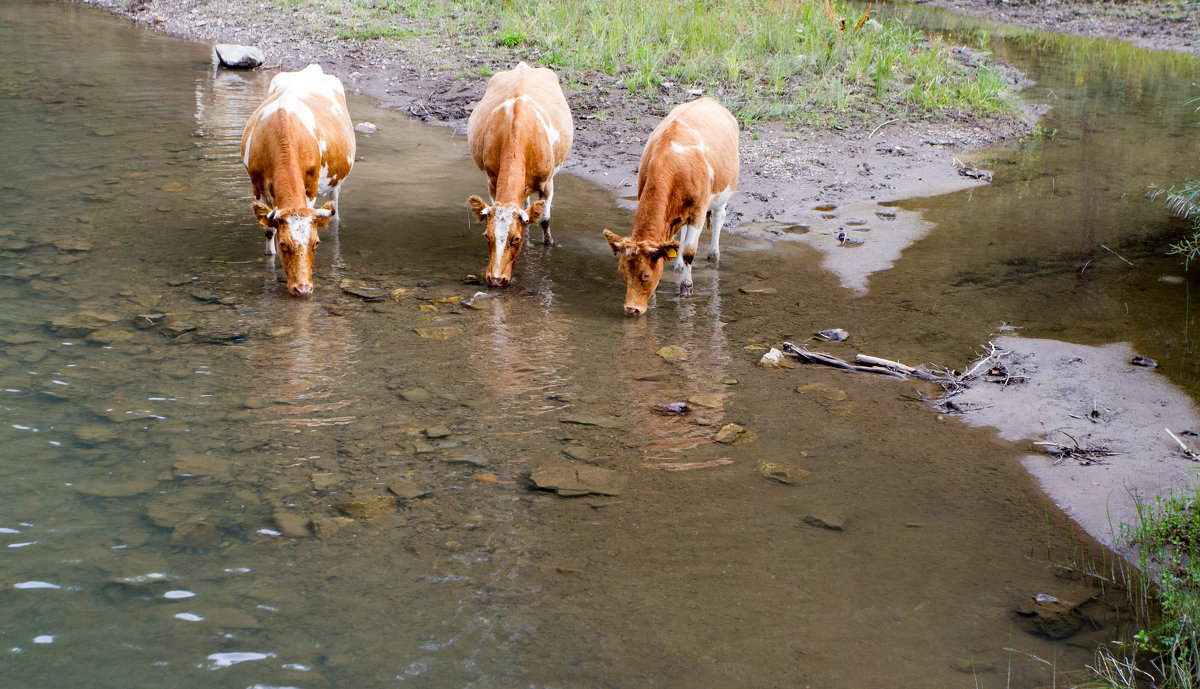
[919, 0, 1199, 55]
[947, 337, 1200, 551]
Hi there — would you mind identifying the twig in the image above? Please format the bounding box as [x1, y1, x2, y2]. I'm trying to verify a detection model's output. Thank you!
[961, 342, 999, 379]
[868, 118, 898, 139]
[1100, 244, 1135, 266]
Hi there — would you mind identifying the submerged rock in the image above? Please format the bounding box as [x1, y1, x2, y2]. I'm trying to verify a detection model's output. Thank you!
[272, 512, 311, 539]
[758, 348, 793, 368]
[530, 464, 624, 497]
[756, 460, 809, 485]
[656, 345, 689, 362]
[414, 326, 463, 340]
[171, 520, 222, 548]
[337, 494, 397, 519]
[559, 413, 621, 429]
[1015, 592, 1092, 639]
[387, 479, 428, 500]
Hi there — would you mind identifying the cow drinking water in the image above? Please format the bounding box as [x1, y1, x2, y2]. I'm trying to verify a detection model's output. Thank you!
[466, 62, 573, 288]
[602, 97, 739, 315]
[241, 64, 355, 297]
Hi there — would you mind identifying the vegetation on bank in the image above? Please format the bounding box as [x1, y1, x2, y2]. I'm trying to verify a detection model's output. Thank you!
[1090, 488, 1200, 688]
[311, 0, 1018, 123]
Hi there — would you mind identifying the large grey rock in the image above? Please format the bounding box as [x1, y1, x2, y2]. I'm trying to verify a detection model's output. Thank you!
[213, 44, 264, 69]
[530, 464, 624, 497]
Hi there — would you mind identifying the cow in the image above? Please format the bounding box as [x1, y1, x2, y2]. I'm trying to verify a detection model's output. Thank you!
[466, 62, 573, 288]
[602, 97, 739, 316]
[241, 64, 355, 297]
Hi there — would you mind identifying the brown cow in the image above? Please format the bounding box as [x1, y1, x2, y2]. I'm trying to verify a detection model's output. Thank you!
[241, 64, 355, 296]
[603, 97, 738, 315]
[466, 62, 573, 287]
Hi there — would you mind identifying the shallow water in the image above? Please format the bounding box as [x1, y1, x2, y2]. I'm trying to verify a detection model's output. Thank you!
[3, 2, 1196, 688]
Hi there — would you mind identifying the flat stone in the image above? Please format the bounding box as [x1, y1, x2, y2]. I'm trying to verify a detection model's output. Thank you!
[311, 517, 354, 539]
[656, 345, 689, 361]
[714, 423, 748, 444]
[86, 329, 134, 345]
[530, 464, 624, 497]
[171, 520, 222, 548]
[272, 512, 311, 538]
[560, 414, 621, 429]
[75, 477, 158, 498]
[414, 326, 464, 340]
[52, 238, 91, 252]
[738, 286, 778, 295]
[1, 332, 41, 345]
[189, 288, 220, 303]
[74, 424, 118, 444]
[687, 393, 724, 409]
[399, 388, 431, 403]
[803, 513, 846, 531]
[387, 479, 428, 500]
[338, 494, 397, 519]
[311, 472, 342, 491]
[756, 461, 810, 485]
[423, 425, 451, 439]
[354, 121, 378, 134]
[562, 445, 595, 461]
[49, 310, 122, 337]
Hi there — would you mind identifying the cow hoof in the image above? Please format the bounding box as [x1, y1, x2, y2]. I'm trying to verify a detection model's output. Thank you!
[680, 284, 693, 298]
[707, 251, 720, 266]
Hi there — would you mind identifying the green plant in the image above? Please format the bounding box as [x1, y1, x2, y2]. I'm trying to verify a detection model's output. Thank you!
[1100, 486, 1200, 688]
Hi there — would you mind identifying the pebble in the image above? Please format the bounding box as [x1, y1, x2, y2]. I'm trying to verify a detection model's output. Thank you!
[656, 345, 689, 361]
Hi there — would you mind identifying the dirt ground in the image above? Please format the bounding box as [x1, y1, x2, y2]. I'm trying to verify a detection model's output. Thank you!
[74, 0, 1200, 550]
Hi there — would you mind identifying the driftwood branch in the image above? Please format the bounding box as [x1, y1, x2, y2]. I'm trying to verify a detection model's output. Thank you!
[780, 342, 921, 381]
[1165, 427, 1200, 460]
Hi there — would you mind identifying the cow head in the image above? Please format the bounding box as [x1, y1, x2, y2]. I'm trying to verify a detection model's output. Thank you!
[253, 201, 334, 296]
[602, 229, 680, 316]
[468, 196, 546, 288]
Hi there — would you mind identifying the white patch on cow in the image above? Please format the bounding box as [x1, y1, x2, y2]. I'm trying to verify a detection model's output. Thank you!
[286, 215, 315, 248]
[488, 204, 518, 274]
[519, 95, 560, 149]
[707, 161, 715, 181]
[346, 153, 354, 171]
[318, 139, 327, 154]
[242, 129, 253, 168]
[317, 164, 332, 197]
[710, 188, 734, 207]
[624, 247, 635, 257]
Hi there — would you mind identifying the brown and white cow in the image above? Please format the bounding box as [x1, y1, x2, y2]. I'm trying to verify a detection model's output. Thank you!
[602, 97, 738, 316]
[466, 62, 573, 288]
[241, 64, 355, 296]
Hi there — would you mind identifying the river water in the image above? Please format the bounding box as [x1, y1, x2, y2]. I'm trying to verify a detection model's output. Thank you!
[3, 1, 1198, 688]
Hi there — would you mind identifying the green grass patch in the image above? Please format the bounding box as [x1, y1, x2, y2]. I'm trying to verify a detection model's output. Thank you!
[1093, 486, 1200, 688]
[311, 0, 1018, 123]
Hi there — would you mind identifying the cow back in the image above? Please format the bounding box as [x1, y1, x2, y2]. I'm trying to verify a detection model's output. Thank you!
[467, 62, 572, 186]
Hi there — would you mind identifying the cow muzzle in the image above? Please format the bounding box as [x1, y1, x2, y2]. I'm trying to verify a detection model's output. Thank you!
[624, 304, 647, 316]
[487, 274, 511, 288]
[288, 281, 314, 297]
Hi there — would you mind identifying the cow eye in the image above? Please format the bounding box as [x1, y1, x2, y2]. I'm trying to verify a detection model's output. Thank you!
[641, 271, 652, 282]
[509, 234, 522, 247]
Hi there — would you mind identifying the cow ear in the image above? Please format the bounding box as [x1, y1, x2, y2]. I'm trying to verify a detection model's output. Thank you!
[314, 201, 334, 218]
[467, 195, 490, 222]
[526, 200, 546, 225]
[602, 229, 624, 256]
[653, 239, 680, 260]
[252, 202, 275, 227]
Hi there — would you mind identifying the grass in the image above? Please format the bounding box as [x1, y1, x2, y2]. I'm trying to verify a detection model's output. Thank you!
[305, 0, 1019, 125]
[1090, 486, 1200, 688]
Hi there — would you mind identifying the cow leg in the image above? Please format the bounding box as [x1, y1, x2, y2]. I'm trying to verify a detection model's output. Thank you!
[331, 185, 341, 216]
[707, 201, 728, 266]
[676, 222, 703, 298]
[538, 180, 555, 245]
